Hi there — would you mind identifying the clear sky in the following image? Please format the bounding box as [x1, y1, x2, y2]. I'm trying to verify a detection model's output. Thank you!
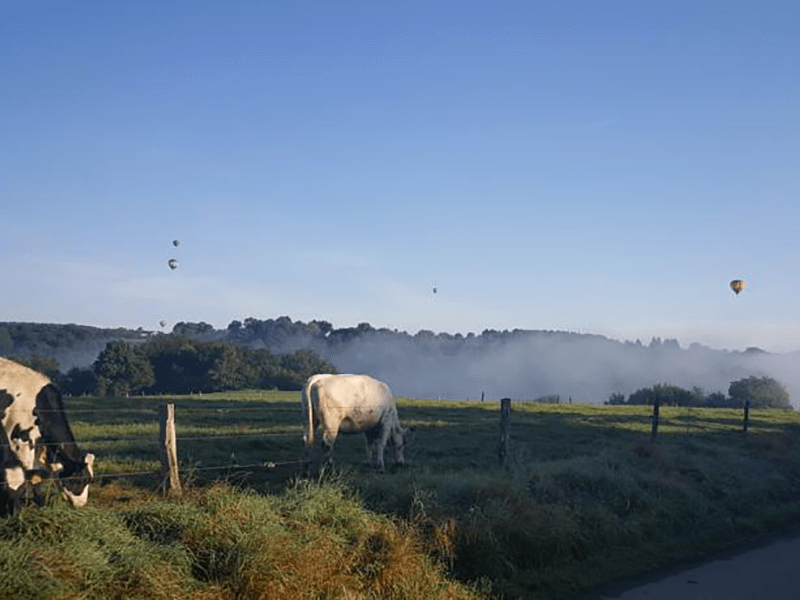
[2, 1, 798, 352]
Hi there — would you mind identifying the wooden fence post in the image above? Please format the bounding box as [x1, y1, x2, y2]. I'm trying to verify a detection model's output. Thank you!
[159, 402, 181, 496]
[650, 396, 660, 441]
[743, 399, 750, 433]
[498, 398, 511, 464]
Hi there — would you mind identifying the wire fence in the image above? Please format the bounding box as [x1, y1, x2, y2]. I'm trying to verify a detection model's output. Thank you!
[38, 397, 793, 488]
[31, 402, 309, 487]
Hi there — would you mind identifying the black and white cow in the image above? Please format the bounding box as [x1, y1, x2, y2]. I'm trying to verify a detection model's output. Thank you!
[302, 374, 407, 470]
[0, 357, 94, 516]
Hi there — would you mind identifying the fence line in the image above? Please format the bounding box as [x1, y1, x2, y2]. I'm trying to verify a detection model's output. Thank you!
[42, 397, 769, 494]
[50, 458, 311, 485]
[38, 405, 300, 415]
[32, 431, 299, 451]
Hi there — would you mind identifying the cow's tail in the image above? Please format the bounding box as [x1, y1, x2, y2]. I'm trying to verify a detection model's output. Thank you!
[302, 377, 315, 447]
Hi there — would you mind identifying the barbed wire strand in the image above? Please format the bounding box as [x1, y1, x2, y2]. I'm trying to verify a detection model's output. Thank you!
[37, 406, 300, 415]
[49, 458, 311, 483]
[32, 431, 300, 449]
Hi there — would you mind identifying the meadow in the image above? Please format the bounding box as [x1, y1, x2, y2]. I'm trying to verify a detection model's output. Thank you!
[3, 392, 800, 599]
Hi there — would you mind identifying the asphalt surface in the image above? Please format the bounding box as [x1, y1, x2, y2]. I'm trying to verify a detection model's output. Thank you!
[588, 532, 800, 600]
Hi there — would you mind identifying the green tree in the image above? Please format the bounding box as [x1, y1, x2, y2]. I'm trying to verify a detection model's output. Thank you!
[626, 384, 695, 406]
[142, 337, 212, 393]
[706, 391, 730, 408]
[606, 393, 626, 405]
[61, 366, 96, 396]
[0, 327, 13, 355]
[278, 349, 337, 390]
[728, 376, 791, 409]
[208, 343, 248, 391]
[8, 355, 61, 381]
[93, 341, 155, 396]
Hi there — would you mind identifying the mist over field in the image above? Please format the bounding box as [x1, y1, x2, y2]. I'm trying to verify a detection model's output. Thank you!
[220, 319, 799, 406]
[4, 319, 797, 407]
[316, 331, 799, 405]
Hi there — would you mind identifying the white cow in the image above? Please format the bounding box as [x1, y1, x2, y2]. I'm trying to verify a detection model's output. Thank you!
[302, 374, 406, 470]
[0, 357, 94, 515]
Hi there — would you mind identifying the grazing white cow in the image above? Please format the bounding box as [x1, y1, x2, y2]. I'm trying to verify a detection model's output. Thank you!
[302, 374, 406, 470]
[0, 357, 94, 516]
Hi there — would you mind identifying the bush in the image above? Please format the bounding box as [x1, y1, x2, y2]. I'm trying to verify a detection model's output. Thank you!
[729, 376, 791, 409]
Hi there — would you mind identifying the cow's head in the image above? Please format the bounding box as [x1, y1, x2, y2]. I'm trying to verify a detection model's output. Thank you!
[54, 452, 94, 508]
[389, 425, 414, 466]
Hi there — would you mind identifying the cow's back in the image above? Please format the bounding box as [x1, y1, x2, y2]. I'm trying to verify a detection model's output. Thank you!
[304, 374, 395, 437]
[316, 375, 392, 432]
[0, 358, 50, 470]
[0, 358, 51, 436]
[0, 357, 94, 513]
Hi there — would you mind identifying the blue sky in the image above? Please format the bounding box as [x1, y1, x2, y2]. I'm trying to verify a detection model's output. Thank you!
[2, 1, 798, 351]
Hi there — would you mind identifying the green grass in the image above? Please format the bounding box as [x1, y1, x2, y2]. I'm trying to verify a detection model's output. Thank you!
[0, 481, 485, 600]
[12, 393, 800, 599]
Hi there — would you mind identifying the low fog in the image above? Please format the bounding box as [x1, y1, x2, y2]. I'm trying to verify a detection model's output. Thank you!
[318, 333, 799, 406]
[6, 319, 798, 407]
[233, 321, 798, 407]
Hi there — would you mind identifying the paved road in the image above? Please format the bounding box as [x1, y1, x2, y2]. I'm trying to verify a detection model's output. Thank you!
[588, 532, 800, 600]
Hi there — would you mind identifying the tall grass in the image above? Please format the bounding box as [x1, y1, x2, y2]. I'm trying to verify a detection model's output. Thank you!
[0, 480, 487, 600]
[354, 427, 800, 599]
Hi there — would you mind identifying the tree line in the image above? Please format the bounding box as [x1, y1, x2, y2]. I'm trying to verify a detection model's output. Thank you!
[2, 318, 721, 362]
[7, 337, 337, 396]
[606, 377, 792, 409]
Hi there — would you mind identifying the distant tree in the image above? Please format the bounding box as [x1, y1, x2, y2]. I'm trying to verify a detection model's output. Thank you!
[172, 321, 217, 338]
[728, 376, 791, 409]
[415, 330, 435, 343]
[93, 341, 155, 396]
[0, 327, 13, 355]
[142, 337, 213, 393]
[744, 347, 766, 354]
[607, 393, 626, 405]
[207, 343, 248, 391]
[627, 384, 695, 406]
[246, 348, 283, 389]
[61, 366, 96, 396]
[8, 355, 61, 382]
[309, 320, 334, 337]
[226, 320, 243, 340]
[278, 349, 337, 390]
[706, 391, 730, 408]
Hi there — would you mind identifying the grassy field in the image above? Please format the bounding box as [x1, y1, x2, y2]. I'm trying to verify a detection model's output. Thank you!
[4, 392, 800, 599]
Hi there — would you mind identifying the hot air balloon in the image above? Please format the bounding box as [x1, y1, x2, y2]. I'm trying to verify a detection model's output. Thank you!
[159, 320, 167, 328]
[730, 279, 746, 295]
[168, 258, 178, 270]
[172, 240, 180, 247]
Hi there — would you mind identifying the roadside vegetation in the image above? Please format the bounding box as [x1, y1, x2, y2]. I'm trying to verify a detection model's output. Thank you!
[3, 393, 800, 599]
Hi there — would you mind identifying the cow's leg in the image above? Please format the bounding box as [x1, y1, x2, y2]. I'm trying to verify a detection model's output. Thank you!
[318, 408, 344, 468]
[320, 430, 337, 467]
[364, 428, 381, 467]
[0, 483, 24, 517]
[372, 424, 392, 471]
[1, 465, 27, 516]
[0, 488, 13, 516]
[389, 425, 406, 466]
